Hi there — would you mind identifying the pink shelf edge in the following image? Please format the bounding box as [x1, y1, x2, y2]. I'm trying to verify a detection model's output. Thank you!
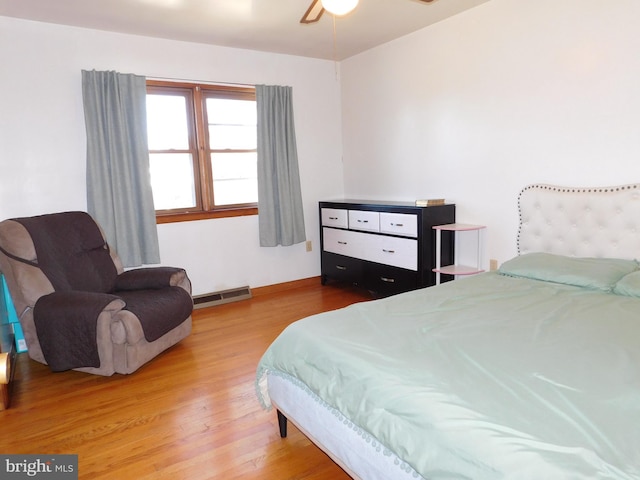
[432, 223, 486, 231]
[433, 266, 485, 275]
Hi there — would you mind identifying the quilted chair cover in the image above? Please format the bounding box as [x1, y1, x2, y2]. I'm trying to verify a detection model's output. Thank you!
[0, 211, 193, 375]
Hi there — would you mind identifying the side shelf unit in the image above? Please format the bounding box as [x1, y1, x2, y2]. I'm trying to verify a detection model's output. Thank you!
[320, 200, 455, 297]
[433, 223, 486, 285]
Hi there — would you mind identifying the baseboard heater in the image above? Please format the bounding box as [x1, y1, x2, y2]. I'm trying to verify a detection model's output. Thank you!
[192, 286, 252, 309]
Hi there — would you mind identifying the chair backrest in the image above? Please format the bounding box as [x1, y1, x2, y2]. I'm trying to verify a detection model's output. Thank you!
[11, 212, 118, 292]
[0, 212, 122, 317]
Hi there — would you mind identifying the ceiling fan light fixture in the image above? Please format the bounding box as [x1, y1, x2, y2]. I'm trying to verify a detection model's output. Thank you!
[320, 0, 359, 16]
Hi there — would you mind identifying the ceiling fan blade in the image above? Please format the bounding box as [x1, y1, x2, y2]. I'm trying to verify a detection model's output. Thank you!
[300, 0, 325, 24]
[301, 0, 432, 25]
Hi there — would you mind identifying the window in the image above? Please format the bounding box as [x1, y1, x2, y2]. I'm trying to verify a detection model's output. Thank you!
[146, 80, 258, 223]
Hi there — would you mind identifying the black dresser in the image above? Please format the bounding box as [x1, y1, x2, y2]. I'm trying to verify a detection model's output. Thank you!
[319, 200, 455, 296]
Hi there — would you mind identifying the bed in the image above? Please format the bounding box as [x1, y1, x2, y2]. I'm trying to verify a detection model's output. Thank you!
[256, 184, 640, 480]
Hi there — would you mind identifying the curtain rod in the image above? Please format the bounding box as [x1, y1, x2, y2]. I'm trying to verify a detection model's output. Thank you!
[146, 75, 254, 88]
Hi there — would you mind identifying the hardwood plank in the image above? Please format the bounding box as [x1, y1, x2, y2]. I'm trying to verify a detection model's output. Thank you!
[0, 281, 371, 479]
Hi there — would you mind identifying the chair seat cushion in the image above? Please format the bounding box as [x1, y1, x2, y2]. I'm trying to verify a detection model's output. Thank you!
[116, 287, 193, 342]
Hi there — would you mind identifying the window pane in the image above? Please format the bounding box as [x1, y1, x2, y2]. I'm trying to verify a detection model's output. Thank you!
[209, 125, 256, 150]
[214, 178, 258, 206]
[211, 152, 258, 206]
[147, 94, 190, 150]
[206, 98, 257, 150]
[149, 153, 196, 210]
[206, 98, 256, 124]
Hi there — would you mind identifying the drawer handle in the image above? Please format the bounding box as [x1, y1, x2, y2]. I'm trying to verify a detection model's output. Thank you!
[380, 277, 395, 283]
[329, 216, 338, 220]
[336, 265, 347, 270]
[382, 249, 395, 254]
[357, 219, 369, 223]
[338, 241, 348, 245]
[391, 223, 404, 227]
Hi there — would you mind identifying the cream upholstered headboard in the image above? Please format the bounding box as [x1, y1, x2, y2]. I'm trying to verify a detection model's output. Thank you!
[518, 183, 640, 260]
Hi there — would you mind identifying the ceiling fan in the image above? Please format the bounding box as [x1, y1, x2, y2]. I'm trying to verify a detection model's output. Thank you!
[301, 0, 435, 24]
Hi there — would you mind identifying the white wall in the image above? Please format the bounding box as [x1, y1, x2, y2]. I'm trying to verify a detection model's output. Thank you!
[341, 0, 640, 266]
[0, 17, 344, 295]
[5, 1, 640, 293]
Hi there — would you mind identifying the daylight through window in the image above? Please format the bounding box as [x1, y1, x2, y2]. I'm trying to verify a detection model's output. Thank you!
[146, 80, 258, 223]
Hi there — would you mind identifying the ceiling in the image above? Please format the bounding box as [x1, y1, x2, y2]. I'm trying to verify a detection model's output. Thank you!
[0, 0, 489, 60]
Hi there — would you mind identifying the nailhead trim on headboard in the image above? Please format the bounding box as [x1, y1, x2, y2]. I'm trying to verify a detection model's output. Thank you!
[517, 183, 640, 259]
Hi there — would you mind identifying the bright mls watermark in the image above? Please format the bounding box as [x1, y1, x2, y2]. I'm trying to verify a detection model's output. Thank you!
[0, 455, 78, 479]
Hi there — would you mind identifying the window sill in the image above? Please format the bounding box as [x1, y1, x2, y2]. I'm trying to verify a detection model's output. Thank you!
[156, 207, 258, 224]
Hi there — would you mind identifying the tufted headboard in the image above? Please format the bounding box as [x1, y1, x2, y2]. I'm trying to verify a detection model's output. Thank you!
[517, 183, 640, 260]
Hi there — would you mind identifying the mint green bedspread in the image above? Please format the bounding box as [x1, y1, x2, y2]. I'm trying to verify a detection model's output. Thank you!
[256, 272, 640, 479]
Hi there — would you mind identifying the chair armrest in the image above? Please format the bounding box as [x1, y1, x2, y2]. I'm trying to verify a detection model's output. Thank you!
[36, 291, 124, 312]
[113, 267, 188, 291]
[33, 291, 126, 372]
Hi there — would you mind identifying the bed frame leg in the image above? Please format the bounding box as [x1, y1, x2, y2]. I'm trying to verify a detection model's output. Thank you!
[277, 409, 288, 438]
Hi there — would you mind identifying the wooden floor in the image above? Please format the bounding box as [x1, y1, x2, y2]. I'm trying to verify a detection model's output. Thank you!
[0, 280, 371, 479]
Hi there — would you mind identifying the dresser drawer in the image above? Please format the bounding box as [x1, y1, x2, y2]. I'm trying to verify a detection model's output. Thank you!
[370, 235, 417, 270]
[321, 208, 348, 228]
[365, 263, 418, 297]
[322, 227, 361, 258]
[321, 252, 363, 285]
[380, 212, 417, 237]
[325, 228, 417, 270]
[348, 210, 380, 232]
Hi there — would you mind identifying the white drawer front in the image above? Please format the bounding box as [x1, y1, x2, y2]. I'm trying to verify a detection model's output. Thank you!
[380, 212, 418, 238]
[321, 208, 348, 228]
[325, 229, 417, 271]
[370, 235, 418, 270]
[348, 210, 380, 232]
[323, 227, 362, 257]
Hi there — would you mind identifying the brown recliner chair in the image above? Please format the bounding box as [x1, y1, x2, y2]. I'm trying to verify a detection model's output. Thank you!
[0, 211, 193, 376]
